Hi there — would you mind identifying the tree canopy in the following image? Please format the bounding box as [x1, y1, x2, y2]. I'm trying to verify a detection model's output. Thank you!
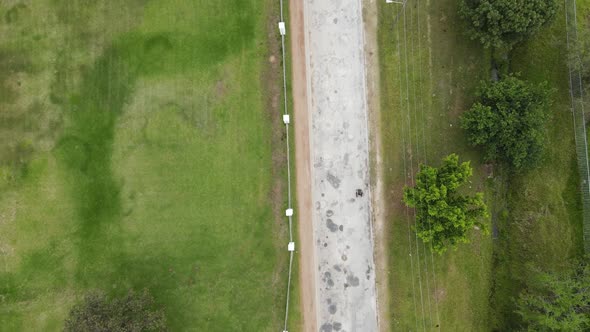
[403, 154, 488, 254]
[64, 289, 167, 332]
[516, 259, 590, 331]
[459, 0, 558, 49]
[460, 76, 551, 170]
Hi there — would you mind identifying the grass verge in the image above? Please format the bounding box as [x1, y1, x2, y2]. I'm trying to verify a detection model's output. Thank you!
[377, 0, 584, 330]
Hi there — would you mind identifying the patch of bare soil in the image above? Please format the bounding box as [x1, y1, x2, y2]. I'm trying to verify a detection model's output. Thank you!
[289, 0, 319, 330]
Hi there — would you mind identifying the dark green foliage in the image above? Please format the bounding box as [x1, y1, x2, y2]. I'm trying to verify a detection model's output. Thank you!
[461, 76, 551, 170]
[403, 154, 488, 254]
[516, 259, 590, 331]
[64, 290, 167, 332]
[459, 0, 558, 49]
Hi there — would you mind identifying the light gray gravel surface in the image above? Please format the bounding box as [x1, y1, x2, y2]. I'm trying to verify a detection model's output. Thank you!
[304, 0, 379, 330]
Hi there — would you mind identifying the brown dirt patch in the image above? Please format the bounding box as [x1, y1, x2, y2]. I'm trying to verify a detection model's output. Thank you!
[289, 0, 319, 330]
[214, 79, 227, 99]
[434, 288, 447, 303]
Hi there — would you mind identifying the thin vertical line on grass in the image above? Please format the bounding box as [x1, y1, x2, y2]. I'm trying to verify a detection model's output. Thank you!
[279, 0, 295, 331]
[415, 0, 441, 328]
[396, 5, 420, 330]
[408, 0, 434, 327]
[402, 3, 427, 330]
[565, 0, 590, 252]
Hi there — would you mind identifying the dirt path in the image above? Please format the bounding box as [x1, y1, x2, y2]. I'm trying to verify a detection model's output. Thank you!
[362, 0, 391, 331]
[289, 0, 318, 331]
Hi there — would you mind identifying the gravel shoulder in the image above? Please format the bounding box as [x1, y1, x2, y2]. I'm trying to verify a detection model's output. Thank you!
[362, 0, 391, 330]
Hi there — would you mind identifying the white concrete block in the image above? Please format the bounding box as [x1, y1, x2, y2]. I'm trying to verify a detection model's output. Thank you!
[288, 242, 295, 252]
[278, 22, 286, 35]
[283, 114, 290, 124]
[286, 208, 293, 217]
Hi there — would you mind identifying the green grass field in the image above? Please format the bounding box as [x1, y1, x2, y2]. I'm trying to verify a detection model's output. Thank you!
[378, 0, 584, 330]
[0, 1, 294, 330]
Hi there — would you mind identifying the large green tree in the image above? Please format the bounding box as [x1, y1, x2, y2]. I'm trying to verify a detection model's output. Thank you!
[459, 0, 558, 49]
[516, 259, 590, 331]
[403, 154, 488, 254]
[461, 76, 551, 170]
[64, 290, 167, 332]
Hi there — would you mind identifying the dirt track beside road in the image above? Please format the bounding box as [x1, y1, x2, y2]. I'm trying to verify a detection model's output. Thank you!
[289, 1, 318, 331]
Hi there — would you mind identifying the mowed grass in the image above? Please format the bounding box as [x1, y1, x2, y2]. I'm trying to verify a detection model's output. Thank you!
[378, 0, 584, 330]
[378, 1, 493, 330]
[0, 1, 292, 331]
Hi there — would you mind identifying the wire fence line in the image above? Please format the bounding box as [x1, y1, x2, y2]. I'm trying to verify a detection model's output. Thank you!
[278, 1, 296, 331]
[565, 0, 590, 253]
